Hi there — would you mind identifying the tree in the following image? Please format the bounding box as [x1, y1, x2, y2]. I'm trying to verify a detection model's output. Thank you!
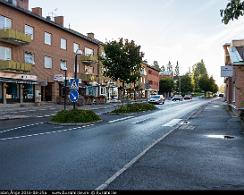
[209, 76, 219, 94]
[220, 0, 244, 24]
[175, 61, 180, 93]
[152, 61, 161, 71]
[159, 78, 175, 98]
[192, 60, 208, 92]
[100, 38, 144, 99]
[180, 73, 194, 95]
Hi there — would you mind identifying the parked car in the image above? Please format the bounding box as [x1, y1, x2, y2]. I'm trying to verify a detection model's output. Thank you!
[171, 95, 183, 101]
[184, 94, 192, 100]
[219, 93, 224, 98]
[148, 95, 165, 104]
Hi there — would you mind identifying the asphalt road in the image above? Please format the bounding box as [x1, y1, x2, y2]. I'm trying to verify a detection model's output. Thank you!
[0, 98, 210, 190]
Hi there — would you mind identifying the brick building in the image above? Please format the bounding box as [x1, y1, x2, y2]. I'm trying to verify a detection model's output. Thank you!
[140, 62, 159, 98]
[223, 39, 244, 116]
[0, 0, 104, 104]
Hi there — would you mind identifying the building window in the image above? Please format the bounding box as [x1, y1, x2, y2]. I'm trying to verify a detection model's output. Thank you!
[60, 60, 67, 70]
[85, 47, 94, 56]
[73, 43, 80, 53]
[25, 25, 34, 40]
[44, 32, 52, 45]
[44, 56, 52, 69]
[0, 15, 12, 29]
[24, 52, 35, 64]
[0, 46, 11, 60]
[60, 38, 67, 50]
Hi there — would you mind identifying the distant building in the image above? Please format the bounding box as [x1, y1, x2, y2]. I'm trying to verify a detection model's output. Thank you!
[223, 40, 244, 116]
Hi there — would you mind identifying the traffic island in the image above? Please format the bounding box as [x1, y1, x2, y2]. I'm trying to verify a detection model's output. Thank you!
[111, 103, 157, 114]
[49, 109, 101, 125]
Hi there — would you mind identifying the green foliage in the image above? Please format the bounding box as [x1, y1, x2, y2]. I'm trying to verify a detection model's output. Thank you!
[167, 61, 173, 72]
[159, 78, 175, 93]
[100, 38, 144, 87]
[220, 0, 244, 24]
[175, 61, 180, 76]
[180, 73, 194, 94]
[192, 60, 208, 92]
[112, 103, 156, 114]
[161, 65, 166, 72]
[51, 109, 101, 123]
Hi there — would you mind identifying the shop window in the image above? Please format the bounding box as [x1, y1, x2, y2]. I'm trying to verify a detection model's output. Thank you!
[23, 84, 34, 102]
[0, 46, 11, 61]
[0, 15, 12, 29]
[0, 83, 2, 102]
[6, 83, 20, 102]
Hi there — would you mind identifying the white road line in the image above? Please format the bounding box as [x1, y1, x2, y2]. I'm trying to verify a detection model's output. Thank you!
[0, 122, 45, 134]
[108, 116, 135, 124]
[95, 123, 182, 190]
[0, 124, 93, 141]
[162, 119, 183, 127]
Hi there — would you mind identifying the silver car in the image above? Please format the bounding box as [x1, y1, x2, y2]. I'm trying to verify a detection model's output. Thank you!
[148, 95, 165, 105]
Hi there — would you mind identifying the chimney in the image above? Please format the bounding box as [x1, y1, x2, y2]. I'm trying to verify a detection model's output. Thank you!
[32, 7, 42, 17]
[54, 16, 64, 26]
[87, 32, 95, 39]
[17, 0, 29, 10]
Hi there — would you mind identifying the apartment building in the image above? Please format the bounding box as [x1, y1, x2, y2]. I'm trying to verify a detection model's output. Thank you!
[140, 62, 160, 98]
[0, 0, 102, 104]
[223, 39, 244, 116]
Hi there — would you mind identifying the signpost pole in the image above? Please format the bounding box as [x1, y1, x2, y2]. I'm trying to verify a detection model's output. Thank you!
[73, 54, 78, 110]
[64, 70, 67, 110]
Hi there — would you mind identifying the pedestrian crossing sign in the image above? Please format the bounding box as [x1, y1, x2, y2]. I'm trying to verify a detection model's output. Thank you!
[69, 79, 79, 90]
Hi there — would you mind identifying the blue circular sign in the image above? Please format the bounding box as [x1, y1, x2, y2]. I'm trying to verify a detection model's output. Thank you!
[69, 90, 79, 102]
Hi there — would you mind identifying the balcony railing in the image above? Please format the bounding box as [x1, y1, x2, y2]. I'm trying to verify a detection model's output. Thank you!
[80, 55, 98, 65]
[0, 29, 32, 46]
[80, 73, 96, 82]
[0, 60, 32, 72]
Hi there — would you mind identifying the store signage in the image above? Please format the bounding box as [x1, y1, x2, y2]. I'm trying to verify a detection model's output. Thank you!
[221, 66, 233, 77]
[0, 72, 37, 81]
[54, 74, 64, 82]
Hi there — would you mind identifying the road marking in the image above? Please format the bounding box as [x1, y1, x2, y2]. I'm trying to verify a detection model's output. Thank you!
[162, 119, 183, 127]
[134, 118, 152, 124]
[0, 122, 45, 134]
[0, 124, 94, 141]
[95, 123, 182, 190]
[108, 116, 135, 124]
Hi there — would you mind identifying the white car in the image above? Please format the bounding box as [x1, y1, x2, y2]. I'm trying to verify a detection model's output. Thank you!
[148, 95, 165, 105]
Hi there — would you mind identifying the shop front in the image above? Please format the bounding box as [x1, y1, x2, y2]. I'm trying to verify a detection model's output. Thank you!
[0, 73, 37, 104]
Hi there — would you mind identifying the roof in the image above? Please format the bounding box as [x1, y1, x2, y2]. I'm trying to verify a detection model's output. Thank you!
[142, 63, 160, 72]
[0, 0, 102, 45]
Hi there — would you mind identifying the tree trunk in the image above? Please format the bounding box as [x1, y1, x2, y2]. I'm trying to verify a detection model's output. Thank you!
[134, 81, 136, 100]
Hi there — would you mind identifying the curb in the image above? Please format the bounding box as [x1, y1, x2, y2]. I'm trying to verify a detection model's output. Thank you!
[48, 120, 103, 126]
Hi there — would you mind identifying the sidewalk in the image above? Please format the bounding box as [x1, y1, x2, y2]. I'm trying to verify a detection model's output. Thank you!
[107, 99, 244, 190]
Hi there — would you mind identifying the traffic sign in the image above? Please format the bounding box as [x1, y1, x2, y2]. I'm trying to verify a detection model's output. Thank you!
[69, 90, 79, 102]
[69, 79, 79, 90]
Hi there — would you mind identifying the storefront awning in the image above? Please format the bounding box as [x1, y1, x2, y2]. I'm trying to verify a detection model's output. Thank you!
[0, 78, 38, 84]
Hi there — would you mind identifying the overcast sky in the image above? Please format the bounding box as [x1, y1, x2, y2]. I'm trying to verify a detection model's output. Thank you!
[29, 0, 244, 86]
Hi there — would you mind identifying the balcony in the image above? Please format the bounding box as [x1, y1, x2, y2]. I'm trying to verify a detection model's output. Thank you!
[0, 60, 32, 72]
[80, 55, 98, 65]
[80, 73, 96, 82]
[0, 29, 32, 46]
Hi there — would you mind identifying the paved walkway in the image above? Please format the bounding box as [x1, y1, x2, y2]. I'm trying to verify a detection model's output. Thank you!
[106, 99, 244, 190]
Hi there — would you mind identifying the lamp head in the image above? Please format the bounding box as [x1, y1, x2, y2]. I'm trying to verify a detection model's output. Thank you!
[76, 49, 83, 55]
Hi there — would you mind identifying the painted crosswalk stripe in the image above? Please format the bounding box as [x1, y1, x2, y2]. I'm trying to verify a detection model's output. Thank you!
[163, 119, 183, 127]
[108, 116, 135, 124]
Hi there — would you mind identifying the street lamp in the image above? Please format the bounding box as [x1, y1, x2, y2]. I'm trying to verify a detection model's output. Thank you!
[73, 49, 83, 110]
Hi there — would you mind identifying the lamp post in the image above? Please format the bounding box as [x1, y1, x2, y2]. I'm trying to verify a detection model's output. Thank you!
[73, 49, 83, 110]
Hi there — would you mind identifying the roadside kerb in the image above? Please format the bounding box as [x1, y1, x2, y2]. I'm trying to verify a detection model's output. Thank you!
[96, 101, 210, 190]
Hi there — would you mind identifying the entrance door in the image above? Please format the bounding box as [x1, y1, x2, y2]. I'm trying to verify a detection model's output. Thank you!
[45, 83, 52, 102]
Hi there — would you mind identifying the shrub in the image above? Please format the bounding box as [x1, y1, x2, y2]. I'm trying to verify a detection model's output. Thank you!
[51, 109, 101, 123]
[111, 103, 156, 114]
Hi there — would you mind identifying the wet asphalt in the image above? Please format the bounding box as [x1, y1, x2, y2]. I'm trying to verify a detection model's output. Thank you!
[106, 100, 244, 190]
